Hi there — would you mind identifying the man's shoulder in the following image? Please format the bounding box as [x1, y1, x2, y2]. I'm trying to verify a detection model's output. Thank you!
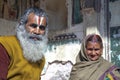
[0, 35, 16, 38]
[0, 35, 19, 46]
[0, 35, 17, 41]
[0, 35, 21, 56]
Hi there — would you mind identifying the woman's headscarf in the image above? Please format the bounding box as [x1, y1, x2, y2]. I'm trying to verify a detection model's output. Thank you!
[69, 34, 114, 80]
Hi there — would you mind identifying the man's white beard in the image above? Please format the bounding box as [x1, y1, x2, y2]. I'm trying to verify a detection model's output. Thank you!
[16, 25, 48, 62]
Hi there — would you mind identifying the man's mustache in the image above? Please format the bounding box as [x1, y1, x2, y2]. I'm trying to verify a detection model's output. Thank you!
[27, 33, 43, 41]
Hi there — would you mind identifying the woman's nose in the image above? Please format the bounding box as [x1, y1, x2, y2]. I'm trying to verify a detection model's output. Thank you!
[92, 50, 96, 55]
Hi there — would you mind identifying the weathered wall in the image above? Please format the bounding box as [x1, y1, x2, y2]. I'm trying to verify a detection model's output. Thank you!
[109, 0, 120, 27]
[0, 18, 17, 36]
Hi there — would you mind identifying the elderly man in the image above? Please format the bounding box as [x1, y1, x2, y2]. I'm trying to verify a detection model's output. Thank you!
[0, 7, 48, 80]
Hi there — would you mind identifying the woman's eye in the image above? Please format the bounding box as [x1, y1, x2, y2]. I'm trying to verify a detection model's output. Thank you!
[87, 48, 93, 51]
[94, 49, 100, 51]
[30, 24, 38, 28]
[87, 48, 100, 51]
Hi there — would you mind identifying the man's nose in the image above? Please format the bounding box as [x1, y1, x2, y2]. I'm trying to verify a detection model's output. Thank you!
[33, 27, 45, 35]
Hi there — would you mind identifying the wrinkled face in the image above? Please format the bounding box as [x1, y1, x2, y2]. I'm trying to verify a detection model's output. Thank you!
[16, 12, 48, 62]
[25, 13, 47, 41]
[85, 41, 102, 61]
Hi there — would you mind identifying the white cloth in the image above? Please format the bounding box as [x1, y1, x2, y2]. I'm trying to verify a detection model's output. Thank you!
[41, 62, 73, 80]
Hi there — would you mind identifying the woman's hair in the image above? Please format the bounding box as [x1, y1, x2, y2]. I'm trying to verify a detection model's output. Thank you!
[85, 34, 103, 48]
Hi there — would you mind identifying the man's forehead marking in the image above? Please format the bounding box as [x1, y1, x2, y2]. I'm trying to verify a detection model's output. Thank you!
[36, 16, 44, 25]
[36, 16, 40, 25]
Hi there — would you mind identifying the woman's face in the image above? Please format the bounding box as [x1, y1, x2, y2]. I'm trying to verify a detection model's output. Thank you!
[85, 41, 102, 61]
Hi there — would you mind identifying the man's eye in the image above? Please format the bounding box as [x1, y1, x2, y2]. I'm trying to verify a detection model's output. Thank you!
[30, 24, 37, 28]
[39, 25, 46, 30]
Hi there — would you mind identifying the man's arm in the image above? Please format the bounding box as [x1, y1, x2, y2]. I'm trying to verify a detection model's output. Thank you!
[0, 43, 10, 80]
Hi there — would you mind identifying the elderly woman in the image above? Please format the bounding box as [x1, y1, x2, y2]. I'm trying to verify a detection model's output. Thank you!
[69, 34, 120, 80]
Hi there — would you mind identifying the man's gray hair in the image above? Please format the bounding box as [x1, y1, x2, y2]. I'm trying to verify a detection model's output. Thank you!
[16, 7, 48, 36]
[19, 7, 48, 26]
